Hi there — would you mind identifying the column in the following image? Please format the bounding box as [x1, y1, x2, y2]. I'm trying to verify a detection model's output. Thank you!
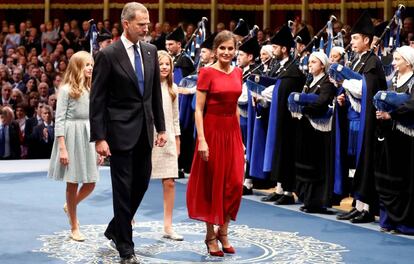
[340, 0, 347, 24]
[211, 0, 218, 34]
[301, 0, 309, 23]
[263, 0, 270, 29]
[103, 0, 109, 21]
[44, 0, 50, 23]
[384, 0, 392, 21]
[159, 0, 165, 24]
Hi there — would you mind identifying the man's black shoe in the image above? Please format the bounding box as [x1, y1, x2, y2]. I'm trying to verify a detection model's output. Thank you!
[260, 192, 283, 202]
[120, 254, 140, 264]
[104, 230, 117, 246]
[350, 210, 374, 224]
[243, 185, 253, 195]
[274, 195, 295, 205]
[336, 208, 360, 220]
[300, 206, 333, 214]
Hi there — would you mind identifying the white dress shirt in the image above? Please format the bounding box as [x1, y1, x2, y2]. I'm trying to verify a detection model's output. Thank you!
[120, 34, 145, 76]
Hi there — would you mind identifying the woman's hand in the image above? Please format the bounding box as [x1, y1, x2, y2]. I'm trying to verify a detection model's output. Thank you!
[376, 111, 391, 120]
[59, 148, 69, 166]
[198, 139, 209, 162]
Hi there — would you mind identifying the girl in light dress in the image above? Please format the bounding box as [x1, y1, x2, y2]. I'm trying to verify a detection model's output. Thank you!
[150, 50, 183, 241]
[48, 51, 102, 242]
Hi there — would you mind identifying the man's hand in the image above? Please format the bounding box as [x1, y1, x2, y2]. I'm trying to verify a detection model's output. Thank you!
[42, 127, 49, 140]
[155, 132, 167, 147]
[376, 111, 391, 120]
[96, 139, 111, 157]
[337, 93, 346, 106]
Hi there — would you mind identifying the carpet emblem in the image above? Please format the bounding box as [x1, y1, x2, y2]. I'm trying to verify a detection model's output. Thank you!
[34, 221, 348, 263]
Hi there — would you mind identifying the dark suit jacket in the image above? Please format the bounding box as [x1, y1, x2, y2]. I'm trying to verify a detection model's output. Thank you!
[28, 123, 54, 159]
[90, 39, 165, 151]
[1, 121, 21, 159]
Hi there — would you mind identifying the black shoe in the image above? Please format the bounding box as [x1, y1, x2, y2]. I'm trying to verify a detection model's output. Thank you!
[350, 210, 374, 223]
[120, 254, 140, 264]
[336, 208, 360, 220]
[243, 185, 253, 195]
[261, 192, 283, 202]
[301, 206, 333, 214]
[104, 230, 117, 245]
[274, 195, 295, 205]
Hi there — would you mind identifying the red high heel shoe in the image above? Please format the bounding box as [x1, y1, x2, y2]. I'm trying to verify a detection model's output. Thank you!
[204, 237, 224, 257]
[217, 233, 235, 254]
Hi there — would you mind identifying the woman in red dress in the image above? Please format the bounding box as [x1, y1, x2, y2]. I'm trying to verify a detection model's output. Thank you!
[186, 30, 244, 257]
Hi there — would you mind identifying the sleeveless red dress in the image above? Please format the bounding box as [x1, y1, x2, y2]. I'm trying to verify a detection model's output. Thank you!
[186, 66, 245, 225]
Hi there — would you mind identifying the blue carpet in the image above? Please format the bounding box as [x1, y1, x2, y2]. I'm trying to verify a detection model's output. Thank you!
[0, 169, 413, 263]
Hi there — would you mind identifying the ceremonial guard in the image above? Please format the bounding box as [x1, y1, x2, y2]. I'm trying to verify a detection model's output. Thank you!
[331, 12, 387, 223]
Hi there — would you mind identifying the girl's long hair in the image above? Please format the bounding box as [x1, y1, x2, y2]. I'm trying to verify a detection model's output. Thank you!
[157, 50, 176, 101]
[62, 51, 93, 99]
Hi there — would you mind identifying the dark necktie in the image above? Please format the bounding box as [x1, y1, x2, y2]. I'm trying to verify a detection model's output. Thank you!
[132, 44, 145, 96]
[0, 125, 5, 157]
[47, 125, 54, 140]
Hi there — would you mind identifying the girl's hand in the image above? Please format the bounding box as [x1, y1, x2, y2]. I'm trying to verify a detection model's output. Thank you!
[59, 149, 69, 166]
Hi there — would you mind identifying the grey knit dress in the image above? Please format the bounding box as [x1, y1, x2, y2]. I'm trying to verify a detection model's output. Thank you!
[48, 84, 99, 183]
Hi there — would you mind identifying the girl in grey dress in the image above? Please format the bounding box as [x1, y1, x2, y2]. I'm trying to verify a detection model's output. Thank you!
[48, 51, 101, 242]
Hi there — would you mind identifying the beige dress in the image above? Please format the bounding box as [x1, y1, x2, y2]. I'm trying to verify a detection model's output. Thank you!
[151, 81, 181, 179]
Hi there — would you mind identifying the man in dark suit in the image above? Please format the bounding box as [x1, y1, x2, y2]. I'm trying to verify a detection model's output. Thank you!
[0, 106, 21, 159]
[90, 2, 166, 263]
[29, 105, 54, 159]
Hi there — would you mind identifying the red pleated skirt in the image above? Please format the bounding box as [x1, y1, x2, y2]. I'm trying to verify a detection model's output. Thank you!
[186, 111, 245, 225]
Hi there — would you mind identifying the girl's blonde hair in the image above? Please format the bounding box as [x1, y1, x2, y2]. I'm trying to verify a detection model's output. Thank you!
[157, 50, 176, 101]
[62, 51, 94, 99]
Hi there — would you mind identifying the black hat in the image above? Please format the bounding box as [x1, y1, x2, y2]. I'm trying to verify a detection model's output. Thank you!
[166, 26, 185, 42]
[233, 19, 249, 37]
[97, 30, 112, 43]
[351, 11, 375, 36]
[238, 37, 260, 58]
[295, 25, 311, 45]
[200, 33, 217, 50]
[270, 25, 294, 49]
[374, 21, 388, 37]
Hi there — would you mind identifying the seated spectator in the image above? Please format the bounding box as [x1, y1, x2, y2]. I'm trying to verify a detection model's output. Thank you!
[1, 82, 14, 107]
[37, 82, 49, 101]
[57, 59, 67, 73]
[66, 48, 74, 60]
[47, 93, 56, 113]
[40, 72, 51, 88]
[14, 103, 28, 158]
[3, 23, 20, 52]
[44, 61, 56, 78]
[5, 56, 15, 73]
[11, 68, 25, 92]
[41, 21, 58, 54]
[26, 91, 38, 117]
[51, 73, 61, 94]
[0, 105, 21, 159]
[0, 64, 11, 84]
[24, 77, 38, 94]
[28, 104, 54, 159]
[11, 88, 25, 107]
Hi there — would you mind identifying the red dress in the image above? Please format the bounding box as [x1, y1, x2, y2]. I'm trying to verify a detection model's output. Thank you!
[186, 66, 245, 225]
